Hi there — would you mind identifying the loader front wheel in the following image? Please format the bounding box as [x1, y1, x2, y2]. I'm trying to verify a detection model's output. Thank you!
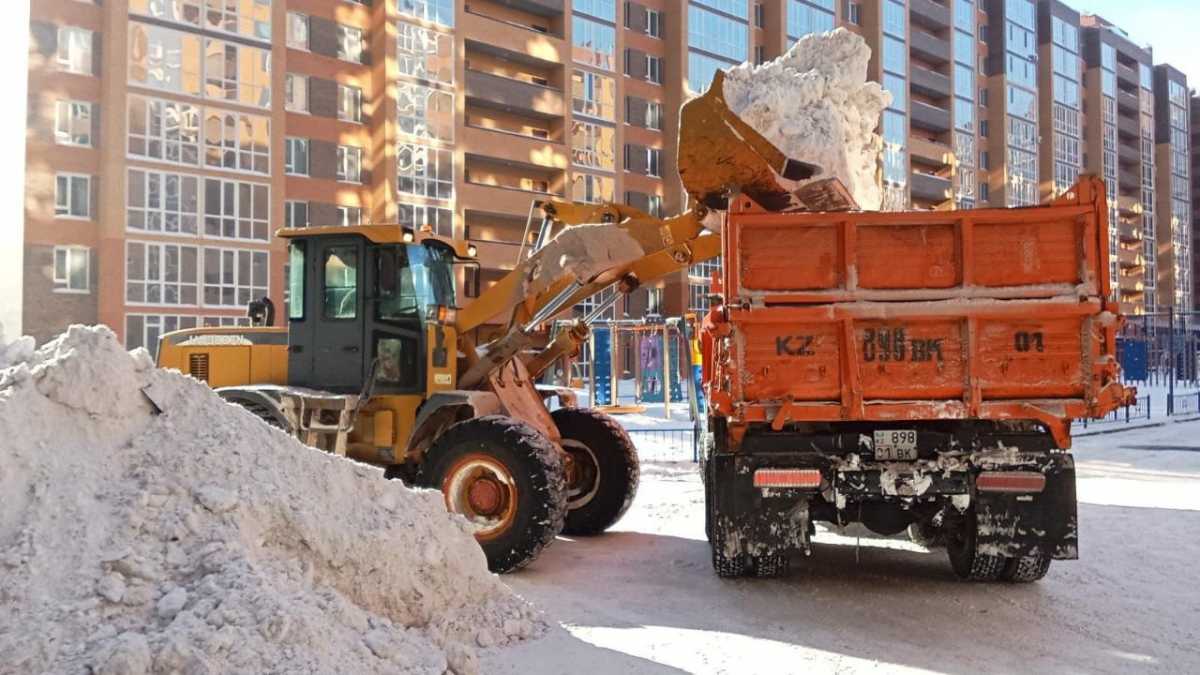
[551, 408, 640, 536]
[425, 416, 567, 573]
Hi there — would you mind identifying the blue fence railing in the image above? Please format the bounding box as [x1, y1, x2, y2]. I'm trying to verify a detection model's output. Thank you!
[1169, 391, 1200, 416]
[625, 426, 700, 462]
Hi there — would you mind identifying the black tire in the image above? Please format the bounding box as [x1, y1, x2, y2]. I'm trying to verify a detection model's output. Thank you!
[946, 508, 1005, 582]
[1000, 554, 1052, 583]
[225, 395, 287, 430]
[751, 554, 790, 578]
[712, 542, 750, 578]
[424, 415, 567, 573]
[550, 408, 639, 536]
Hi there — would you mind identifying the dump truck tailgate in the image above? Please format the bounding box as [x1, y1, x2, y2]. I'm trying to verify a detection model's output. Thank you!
[710, 178, 1127, 445]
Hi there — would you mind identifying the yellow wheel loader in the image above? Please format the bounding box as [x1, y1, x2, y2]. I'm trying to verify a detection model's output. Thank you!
[155, 72, 820, 572]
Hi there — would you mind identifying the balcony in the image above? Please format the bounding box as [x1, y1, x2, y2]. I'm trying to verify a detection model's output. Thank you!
[910, 0, 951, 29]
[1117, 195, 1141, 216]
[909, 137, 954, 167]
[910, 65, 951, 99]
[1118, 274, 1145, 294]
[911, 100, 951, 132]
[465, 69, 564, 118]
[460, 179, 561, 218]
[1118, 300, 1142, 316]
[462, 124, 566, 171]
[1117, 141, 1141, 166]
[910, 30, 951, 65]
[1116, 61, 1139, 86]
[461, 11, 565, 57]
[1117, 88, 1140, 114]
[1117, 114, 1140, 139]
[490, 0, 565, 14]
[1118, 168, 1141, 191]
[466, 238, 524, 270]
[911, 171, 953, 203]
[1118, 247, 1144, 269]
[1118, 218, 1143, 243]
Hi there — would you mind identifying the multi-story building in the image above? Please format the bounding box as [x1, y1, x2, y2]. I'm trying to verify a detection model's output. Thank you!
[1192, 94, 1200, 311]
[1153, 65, 1191, 316]
[26, 0, 284, 351]
[22, 0, 1196, 350]
[1081, 14, 1156, 316]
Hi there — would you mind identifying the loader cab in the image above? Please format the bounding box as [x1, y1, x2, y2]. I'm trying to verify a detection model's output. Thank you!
[281, 227, 458, 395]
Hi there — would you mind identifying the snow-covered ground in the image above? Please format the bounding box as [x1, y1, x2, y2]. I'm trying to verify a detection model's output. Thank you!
[484, 421, 1200, 674]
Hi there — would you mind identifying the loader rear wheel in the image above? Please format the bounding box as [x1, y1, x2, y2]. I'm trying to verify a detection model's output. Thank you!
[551, 408, 639, 536]
[947, 508, 1005, 582]
[425, 416, 567, 573]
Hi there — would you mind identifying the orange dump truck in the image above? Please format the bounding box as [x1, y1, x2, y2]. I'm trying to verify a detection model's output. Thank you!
[701, 177, 1131, 582]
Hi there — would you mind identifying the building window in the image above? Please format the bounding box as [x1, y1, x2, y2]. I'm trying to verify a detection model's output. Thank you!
[647, 9, 663, 38]
[571, 173, 614, 204]
[646, 101, 663, 130]
[338, 84, 363, 123]
[848, 2, 862, 25]
[336, 24, 364, 63]
[572, 15, 616, 71]
[396, 22, 454, 84]
[53, 246, 90, 293]
[397, 0, 455, 28]
[286, 12, 309, 49]
[55, 174, 91, 219]
[688, 51, 735, 94]
[125, 241, 200, 306]
[127, 169, 200, 235]
[336, 206, 363, 227]
[576, 0, 616, 21]
[398, 202, 454, 237]
[56, 27, 93, 74]
[572, 70, 616, 121]
[337, 145, 363, 183]
[285, 200, 309, 228]
[55, 101, 92, 147]
[285, 74, 308, 112]
[689, 5, 749, 62]
[203, 247, 269, 307]
[203, 178, 270, 241]
[571, 121, 616, 171]
[397, 142, 453, 201]
[647, 148, 661, 177]
[755, 46, 766, 65]
[464, 266, 481, 298]
[203, 110, 270, 174]
[754, 3, 765, 28]
[125, 314, 200, 358]
[646, 56, 663, 84]
[396, 81, 454, 142]
[127, 26, 270, 108]
[284, 137, 309, 176]
[127, 96, 202, 166]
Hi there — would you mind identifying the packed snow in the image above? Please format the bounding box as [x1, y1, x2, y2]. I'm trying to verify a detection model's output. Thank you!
[0, 326, 544, 675]
[723, 29, 890, 211]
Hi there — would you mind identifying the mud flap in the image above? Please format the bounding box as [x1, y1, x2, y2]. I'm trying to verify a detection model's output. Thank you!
[708, 453, 811, 558]
[974, 454, 1078, 560]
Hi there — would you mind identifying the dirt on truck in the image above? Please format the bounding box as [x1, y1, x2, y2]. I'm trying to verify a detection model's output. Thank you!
[700, 177, 1132, 582]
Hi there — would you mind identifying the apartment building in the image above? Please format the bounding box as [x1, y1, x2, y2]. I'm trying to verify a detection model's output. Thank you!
[1153, 65, 1192, 315]
[23, 0, 1196, 350]
[1193, 94, 1200, 311]
[26, 0, 284, 351]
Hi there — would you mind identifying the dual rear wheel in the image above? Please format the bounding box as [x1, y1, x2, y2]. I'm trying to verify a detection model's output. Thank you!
[423, 409, 638, 573]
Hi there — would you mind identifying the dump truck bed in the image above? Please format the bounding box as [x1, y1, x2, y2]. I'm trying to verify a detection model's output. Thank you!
[708, 177, 1128, 447]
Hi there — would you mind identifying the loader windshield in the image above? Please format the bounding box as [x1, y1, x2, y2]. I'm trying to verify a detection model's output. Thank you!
[377, 242, 456, 321]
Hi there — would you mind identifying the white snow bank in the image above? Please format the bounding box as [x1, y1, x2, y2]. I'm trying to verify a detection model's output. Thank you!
[723, 28, 889, 210]
[0, 325, 544, 675]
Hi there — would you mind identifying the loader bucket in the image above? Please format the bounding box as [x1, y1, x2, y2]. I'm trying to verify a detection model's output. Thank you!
[678, 70, 823, 212]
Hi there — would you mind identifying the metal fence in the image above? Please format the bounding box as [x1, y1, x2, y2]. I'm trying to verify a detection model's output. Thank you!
[1117, 308, 1200, 415]
[1080, 394, 1153, 428]
[626, 426, 701, 462]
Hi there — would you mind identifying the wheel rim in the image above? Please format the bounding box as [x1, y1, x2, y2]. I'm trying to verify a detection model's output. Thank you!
[561, 439, 601, 510]
[442, 454, 518, 541]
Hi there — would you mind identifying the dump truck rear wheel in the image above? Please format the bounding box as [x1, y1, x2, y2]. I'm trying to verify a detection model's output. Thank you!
[1000, 554, 1051, 583]
[551, 408, 639, 536]
[424, 415, 567, 573]
[712, 545, 749, 578]
[947, 508, 1005, 581]
[751, 554, 789, 578]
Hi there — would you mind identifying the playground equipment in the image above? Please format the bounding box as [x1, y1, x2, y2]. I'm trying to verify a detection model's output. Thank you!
[586, 318, 689, 416]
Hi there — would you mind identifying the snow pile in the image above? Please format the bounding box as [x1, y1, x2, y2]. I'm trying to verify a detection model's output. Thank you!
[723, 28, 890, 210]
[0, 325, 544, 675]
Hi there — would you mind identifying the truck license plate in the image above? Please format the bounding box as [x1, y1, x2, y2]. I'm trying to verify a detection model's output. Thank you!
[873, 430, 918, 460]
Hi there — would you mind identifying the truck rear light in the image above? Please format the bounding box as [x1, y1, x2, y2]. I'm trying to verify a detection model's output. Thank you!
[753, 468, 822, 489]
[976, 471, 1046, 493]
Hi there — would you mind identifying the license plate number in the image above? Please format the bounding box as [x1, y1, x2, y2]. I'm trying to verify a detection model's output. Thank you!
[873, 430, 918, 460]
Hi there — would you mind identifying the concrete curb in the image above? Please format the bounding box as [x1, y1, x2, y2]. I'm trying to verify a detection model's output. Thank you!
[1075, 414, 1200, 438]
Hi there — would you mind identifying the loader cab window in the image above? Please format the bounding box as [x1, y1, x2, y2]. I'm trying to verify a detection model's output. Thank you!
[323, 245, 359, 319]
[288, 242, 305, 320]
[376, 242, 457, 322]
[375, 335, 419, 387]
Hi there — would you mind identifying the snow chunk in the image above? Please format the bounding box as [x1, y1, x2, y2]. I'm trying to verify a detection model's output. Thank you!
[723, 28, 890, 210]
